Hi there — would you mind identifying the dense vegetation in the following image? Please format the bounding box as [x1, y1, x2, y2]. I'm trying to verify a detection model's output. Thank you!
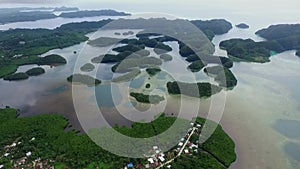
[145, 83, 151, 88]
[219, 39, 283, 63]
[25, 67, 45, 76]
[167, 81, 222, 98]
[59, 9, 130, 18]
[3, 72, 29, 81]
[0, 55, 66, 78]
[255, 24, 300, 51]
[236, 23, 249, 29]
[190, 19, 232, 40]
[153, 43, 172, 54]
[0, 107, 235, 169]
[130, 92, 164, 104]
[146, 67, 161, 76]
[87, 37, 122, 47]
[38, 54, 67, 65]
[204, 66, 237, 88]
[111, 57, 162, 73]
[0, 20, 112, 78]
[194, 118, 236, 168]
[188, 60, 205, 72]
[67, 74, 101, 86]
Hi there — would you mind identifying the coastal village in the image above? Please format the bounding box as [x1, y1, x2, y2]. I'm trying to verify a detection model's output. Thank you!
[0, 121, 202, 169]
[0, 137, 55, 169]
[123, 122, 203, 169]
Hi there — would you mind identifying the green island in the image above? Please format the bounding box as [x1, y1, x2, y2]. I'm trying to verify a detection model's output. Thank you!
[204, 66, 237, 88]
[111, 69, 141, 82]
[219, 38, 283, 63]
[235, 23, 249, 29]
[188, 60, 205, 72]
[130, 92, 164, 104]
[80, 63, 95, 72]
[25, 67, 45, 76]
[0, 19, 112, 79]
[145, 83, 151, 88]
[160, 54, 173, 61]
[59, 9, 130, 18]
[220, 24, 300, 63]
[67, 74, 101, 86]
[87, 37, 122, 47]
[190, 19, 233, 40]
[3, 72, 29, 81]
[111, 57, 162, 73]
[255, 24, 300, 51]
[153, 43, 173, 54]
[146, 67, 161, 76]
[0, 54, 67, 78]
[0, 108, 236, 169]
[3, 67, 46, 81]
[167, 81, 222, 98]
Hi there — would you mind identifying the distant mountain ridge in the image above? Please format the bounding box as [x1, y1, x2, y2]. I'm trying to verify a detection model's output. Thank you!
[0, 8, 130, 24]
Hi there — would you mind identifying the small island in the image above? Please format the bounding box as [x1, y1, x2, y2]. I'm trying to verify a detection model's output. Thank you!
[188, 60, 205, 72]
[3, 72, 29, 81]
[236, 23, 249, 29]
[153, 43, 172, 54]
[130, 92, 164, 104]
[219, 38, 282, 63]
[204, 66, 237, 88]
[58, 9, 130, 18]
[145, 83, 151, 88]
[25, 67, 45, 76]
[167, 81, 222, 98]
[67, 74, 101, 86]
[38, 54, 67, 65]
[80, 63, 95, 72]
[160, 54, 173, 61]
[87, 37, 122, 47]
[146, 67, 161, 76]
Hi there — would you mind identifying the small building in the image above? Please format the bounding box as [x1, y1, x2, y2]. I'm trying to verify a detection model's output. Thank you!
[180, 138, 185, 142]
[155, 150, 160, 154]
[26, 151, 32, 157]
[167, 165, 172, 169]
[0, 164, 3, 169]
[197, 124, 202, 128]
[178, 142, 183, 146]
[190, 123, 194, 126]
[4, 153, 9, 157]
[145, 164, 150, 168]
[158, 156, 165, 162]
[148, 158, 154, 164]
[184, 149, 189, 154]
[153, 146, 158, 150]
[30, 137, 36, 141]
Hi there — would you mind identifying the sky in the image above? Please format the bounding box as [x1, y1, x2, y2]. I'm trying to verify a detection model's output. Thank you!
[0, 0, 299, 24]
